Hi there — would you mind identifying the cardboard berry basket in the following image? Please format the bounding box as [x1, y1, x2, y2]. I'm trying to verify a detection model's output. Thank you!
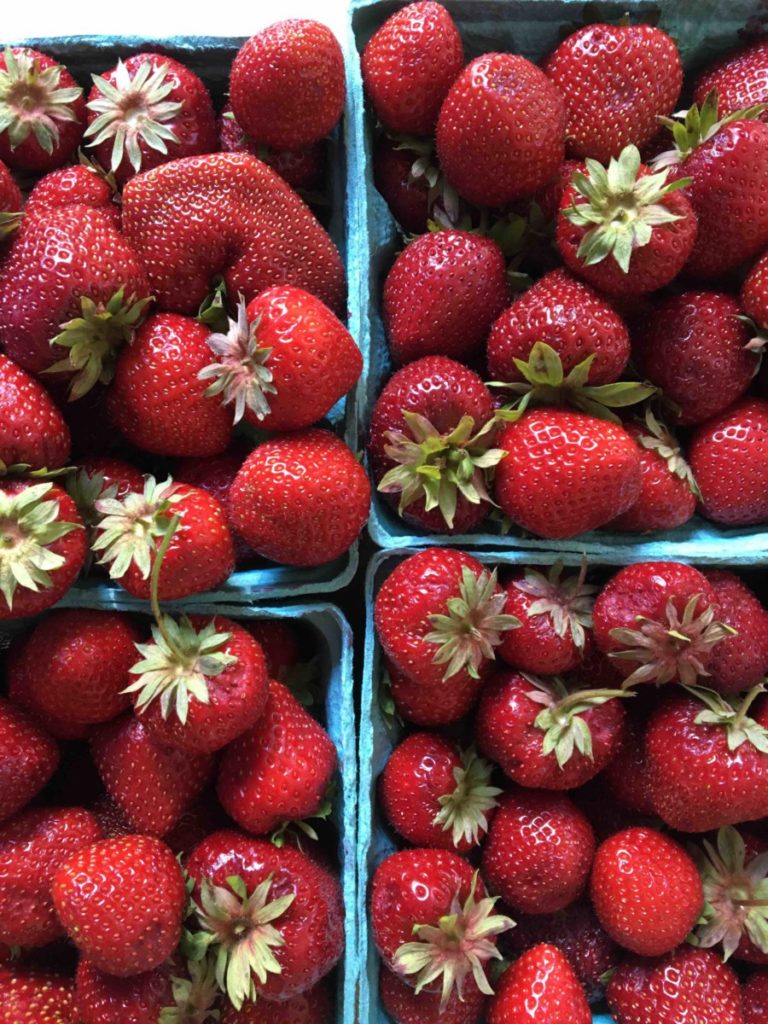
[0, 593, 358, 1024]
[8, 32, 368, 603]
[348, 0, 768, 566]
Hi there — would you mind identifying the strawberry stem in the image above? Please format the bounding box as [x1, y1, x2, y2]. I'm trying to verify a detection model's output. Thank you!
[149, 511, 180, 655]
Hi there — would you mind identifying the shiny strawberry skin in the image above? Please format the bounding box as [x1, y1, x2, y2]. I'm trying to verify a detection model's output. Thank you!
[121, 152, 345, 315]
[482, 789, 595, 914]
[436, 54, 566, 207]
[743, 970, 768, 1024]
[0, 699, 59, 822]
[705, 571, 768, 695]
[174, 448, 252, 563]
[386, 657, 482, 726]
[0, 964, 77, 1024]
[498, 570, 587, 675]
[742, 247, 768, 328]
[493, 409, 642, 539]
[216, 678, 336, 834]
[488, 944, 592, 1024]
[218, 103, 326, 191]
[53, 834, 185, 976]
[107, 313, 233, 457]
[228, 428, 370, 567]
[75, 958, 174, 1024]
[693, 39, 768, 120]
[361, 1, 463, 136]
[372, 139, 430, 234]
[0, 159, 21, 214]
[0, 353, 70, 469]
[544, 24, 682, 162]
[379, 967, 486, 1024]
[25, 166, 119, 227]
[220, 979, 334, 1023]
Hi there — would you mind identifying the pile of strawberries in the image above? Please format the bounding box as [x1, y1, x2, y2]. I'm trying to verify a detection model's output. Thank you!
[0, 20, 370, 622]
[363, 1, 768, 540]
[371, 548, 768, 1024]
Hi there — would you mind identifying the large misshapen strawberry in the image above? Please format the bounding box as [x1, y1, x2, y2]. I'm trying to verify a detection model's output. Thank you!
[25, 162, 120, 227]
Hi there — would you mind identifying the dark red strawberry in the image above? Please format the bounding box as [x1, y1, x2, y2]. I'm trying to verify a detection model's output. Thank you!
[368, 356, 502, 533]
[0, 353, 70, 470]
[600, 713, 656, 816]
[544, 24, 682, 162]
[742, 248, 768, 329]
[693, 39, 768, 120]
[436, 53, 566, 207]
[372, 138, 431, 234]
[379, 967, 485, 1024]
[0, 159, 21, 243]
[488, 944, 591, 1024]
[76, 957, 219, 1024]
[705, 571, 768, 695]
[228, 428, 370, 567]
[220, 977, 333, 1022]
[241, 619, 302, 681]
[218, 103, 326, 191]
[174, 449, 252, 562]
[384, 658, 483, 726]
[0, 964, 77, 1023]
[91, 795, 134, 841]
[744, 970, 768, 1024]
[25, 164, 119, 227]
[0, 48, 85, 171]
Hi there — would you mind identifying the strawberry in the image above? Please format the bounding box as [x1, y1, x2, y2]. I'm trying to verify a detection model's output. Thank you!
[218, 103, 326, 191]
[107, 312, 233, 457]
[0, 964, 77, 1024]
[475, 670, 627, 790]
[368, 356, 502, 533]
[633, 292, 756, 425]
[600, 712, 656, 816]
[606, 946, 741, 1024]
[370, 848, 512, 1005]
[556, 146, 696, 296]
[220, 981, 332, 1022]
[163, 798, 229, 862]
[384, 658, 483, 726]
[487, 269, 630, 386]
[493, 408, 642, 538]
[53, 833, 186, 976]
[742, 248, 768, 329]
[498, 563, 596, 675]
[91, 795, 134, 841]
[693, 39, 768, 120]
[174, 450, 252, 562]
[0, 158, 21, 243]
[0, 481, 86, 620]
[543, 24, 682, 162]
[488, 944, 591, 1024]
[121, 152, 345, 315]
[92, 475, 234, 600]
[0, 47, 85, 172]
[0, 353, 70, 470]
[688, 398, 768, 525]
[185, 830, 344, 1006]
[361, 1, 463, 136]
[436, 53, 566, 207]
[216, 679, 336, 835]
[592, 561, 731, 687]
[379, 967, 486, 1024]
[91, 713, 214, 835]
[744, 971, 768, 1024]
[66, 456, 145, 543]
[228, 428, 370, 567]
[705, 571, 768, 694]
[372, 138, 431, 234]
[482, 788, 595, 915]
[383, 231, 508, 366]
[646, 685, 768, 831]
[197, 285, 362, 432]
[25, 164, 119, 227]
[241, 620, 302, 682]
[0, 204, 151, 394]
[590, 826, 702, 956]
[229, 20, 344, 150]
[84, 53, 217, 185]
[379, 734, 500, 852]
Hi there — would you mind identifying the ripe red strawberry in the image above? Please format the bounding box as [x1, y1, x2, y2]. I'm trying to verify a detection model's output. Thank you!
[556, 147, 696, 296]
[606, 946, 741, 1024]
[121, 152, 345, 315]
[92, 476, 235, 600]
[217, 679, 336, 834]
[174, 449, 252, 562]
[25, 164, 119, 227]
[482, 788, 595, 914]
[742, 248, 768, 328]
[228, 428, 370, 567]
[107, 313, 233, 457]
[693, 39, 768, 120]
[0, 353, 70, 470]
[488, 944, 591, 1024]
[493, 408, 642, 538]
[0, 698, 59, 821]
[600, 712, 656, 816]
[242, 620, 302, 681]
[368, 356, 502, 533]
[592, 561, 730, 687]
[383, 231, 508, 366]
[379, 967, 486, 1024]
[186, 830, 344, 1005]
[84, 53, 216, 185]
[0, 481, 86, 620]
[590, 826, 702, 956]
[0, 48, 85, 172]
[646, 686, 768, 831]
[487, 269, 630, 386]
[0, 964, 77, 1024]
[0, 158, 21, 243]
[76, 957, 220, 1024]
[91, 713, 214, 835]
[372, 139, 432, 234]
[0, 204, 151, 392]
[688, 398, 768, 525]
[498, 563, 596, 674]
[380, 734, 500, 852]
[744, 971, 768, 1024]
[704, 571, 768, 695]
[53, 833, 185, 976]
[220, 979, 333, 1022]
[384, 657, 483, 726]
[371, 848, 512, 1004]
[218, 103, 326, 191]
[362, 1, 463, 135]
[198, 285, 361, 432]
[436, 54, 566, 207]
[544, 24, 682, 162]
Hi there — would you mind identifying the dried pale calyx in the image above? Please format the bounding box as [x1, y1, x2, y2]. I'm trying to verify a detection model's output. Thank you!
[686, 683, 768, 754]
[513, 560, 597, 650]
[92, 475, 182, 580]
[433, 747, 501, 848]
[634, 408, 700, 497]
[0, 46, 82, 153]
[159, 958, 221, 1024]
[652, 89, 768, 168]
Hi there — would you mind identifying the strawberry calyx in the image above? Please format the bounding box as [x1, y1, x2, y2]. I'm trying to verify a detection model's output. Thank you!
[433, 747, 501, 848]
[159, 959, 221, 1024]
[377, 411, 506, 529]
[736, 313, 768, 356]
[389, 131, 461, 229]
[523, 674, 633, 767]
[84, 58, 183, 173]
[77, 148, 120, 192]
[394, 871, 513, 1010]
[563, 144, 692, 272]
[0, 46, 83, 154]
[512, 559, 597, 650]
[424, 566, 520, 680]
[653, 90, 768, 168]
[0, 481, 81, 609]
[270, 791, 333, 849]
[0, 209, 22, 241]
[197, 277, 230, 334]
[609, 594, 736, 688]
[689, 826, 768, 962]
[686, 683, 768, 754]
[66, 468, 116, 530]
[45, 287, 153, 400]
[634, 408, 701, 497]
[92, 474, 182, 581]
